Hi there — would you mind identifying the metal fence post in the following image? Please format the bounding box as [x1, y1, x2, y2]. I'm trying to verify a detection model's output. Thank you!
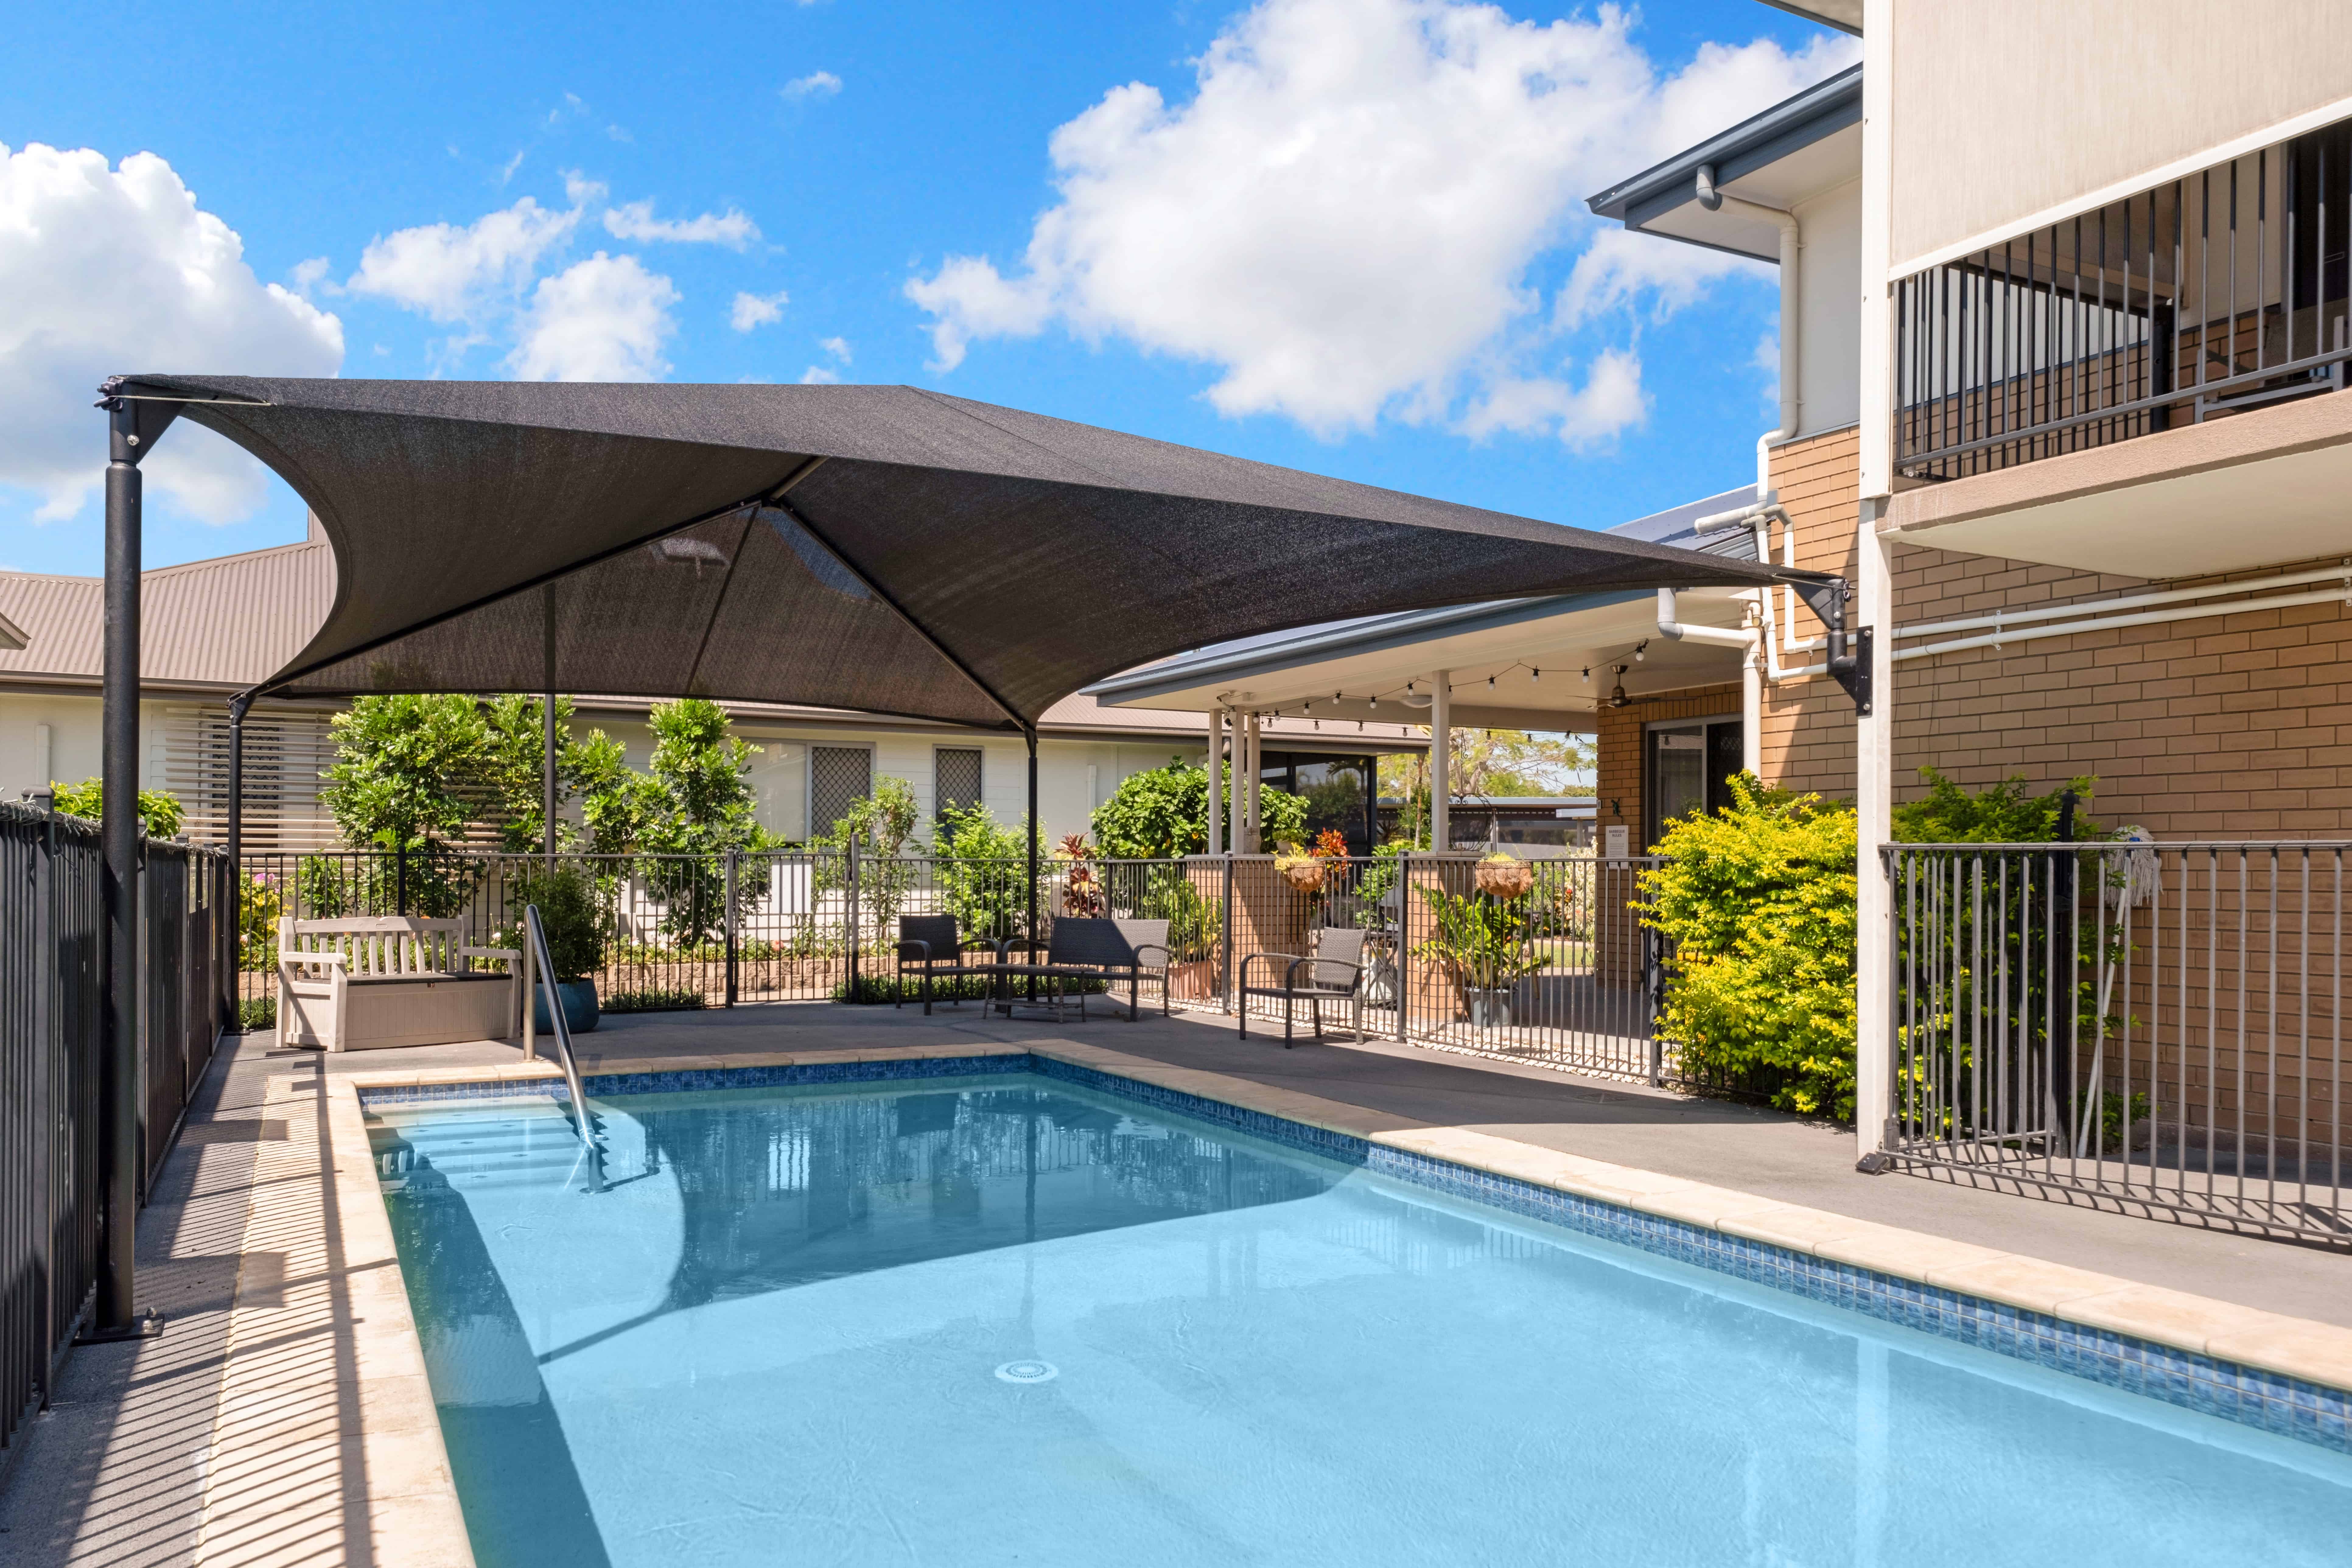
[1396, 851, 1411, 1042]
[846, 832, 861, 1000]
[723, 849, 738, 1008]
[1220, 852, 1234, 1014]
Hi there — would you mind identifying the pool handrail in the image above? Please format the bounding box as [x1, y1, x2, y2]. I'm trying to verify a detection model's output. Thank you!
[524, 903, 605, 1190]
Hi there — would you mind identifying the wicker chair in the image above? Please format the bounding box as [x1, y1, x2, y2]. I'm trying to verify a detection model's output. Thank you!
[1238, 926, 1367, 1046]
[992, 917, 1158, 1022]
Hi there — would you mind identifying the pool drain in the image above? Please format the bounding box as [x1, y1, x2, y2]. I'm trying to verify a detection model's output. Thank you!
[995, 1360, 1058, 1384]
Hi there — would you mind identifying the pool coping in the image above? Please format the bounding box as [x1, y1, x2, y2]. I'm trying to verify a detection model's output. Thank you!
[313, 1041, 2352, 1559]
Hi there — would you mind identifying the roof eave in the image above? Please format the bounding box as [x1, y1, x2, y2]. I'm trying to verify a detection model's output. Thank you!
[1585, 63, 1862, 229]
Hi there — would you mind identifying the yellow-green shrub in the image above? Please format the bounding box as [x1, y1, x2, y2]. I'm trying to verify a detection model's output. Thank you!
[1638, 777, 1858, 1118]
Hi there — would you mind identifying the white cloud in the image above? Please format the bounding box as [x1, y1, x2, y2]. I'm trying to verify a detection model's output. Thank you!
[0, 143, 343, 523]
[508, 252, 680, 381]
[1553, 226, 1765, 331]
[347, 195, 578, 323]
[730, 290, 788, 331]
[782, 71, 843, 100]
[604, 199, 759, 249]
[1457, 348, 1646, 448]
[798, 337, 853, 383]
[905, 0, 1853, 440]
[287, 255, 336, 299]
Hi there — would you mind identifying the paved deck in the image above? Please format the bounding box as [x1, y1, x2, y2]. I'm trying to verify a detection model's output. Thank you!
[7, 998, 2352, 1563]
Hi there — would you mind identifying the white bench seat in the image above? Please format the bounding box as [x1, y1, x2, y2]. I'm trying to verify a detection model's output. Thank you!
[278, 916, 522, 1052]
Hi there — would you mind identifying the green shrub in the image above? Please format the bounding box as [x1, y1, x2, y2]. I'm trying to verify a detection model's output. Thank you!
[601, 987, 707, 1013]
[50, 777, 184, 838]
[236, 995, 277, 1033]
[1090, 758, 1306, 859]
[498, 864, 607, 982]
[1639, 777, 1859, 1119]
[1414, 884, 1546, 995]
[933, 802, 1043, 940]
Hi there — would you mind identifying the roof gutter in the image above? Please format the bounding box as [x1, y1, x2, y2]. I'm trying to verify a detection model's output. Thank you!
[1696, 164, 1801, 439]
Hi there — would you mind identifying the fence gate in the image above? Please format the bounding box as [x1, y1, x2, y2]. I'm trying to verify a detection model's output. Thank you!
[1888, 841, 2351, 1242]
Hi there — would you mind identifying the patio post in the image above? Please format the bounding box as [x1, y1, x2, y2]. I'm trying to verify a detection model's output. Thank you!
[1429, 672, 1451, 851]
[1207, 707, 1224, 855]
[93, 385, 173, 1342]
[1853, 33, 1896, 1171]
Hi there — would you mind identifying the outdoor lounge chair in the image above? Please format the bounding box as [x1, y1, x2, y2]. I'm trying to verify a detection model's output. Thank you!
[1238, 926, 1367, 1047]
[893, 915, 1007, 1015]
[991, 917, 1154, 1023]
[1111, 918, 1174, 1018]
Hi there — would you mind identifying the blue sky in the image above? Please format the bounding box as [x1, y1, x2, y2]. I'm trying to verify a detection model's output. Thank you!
[0, 0, 1852, 578]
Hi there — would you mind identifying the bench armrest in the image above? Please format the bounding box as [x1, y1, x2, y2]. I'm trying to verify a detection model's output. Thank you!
[460, 946, 522, 968]
[281, 950, 348, 970]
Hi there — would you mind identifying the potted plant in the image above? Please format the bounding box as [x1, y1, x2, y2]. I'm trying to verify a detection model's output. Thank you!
[1414, 884, 1544, 1027]
[506, 865, 606, 1034]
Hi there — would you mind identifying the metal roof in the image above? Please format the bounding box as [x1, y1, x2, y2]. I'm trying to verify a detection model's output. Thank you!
[1585, 64, 1862, 256]
[1084, 485, 1756, 705]
[0, 526, 336, 689]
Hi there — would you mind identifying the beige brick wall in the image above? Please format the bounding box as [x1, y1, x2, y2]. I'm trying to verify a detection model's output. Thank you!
[1599, 422, 2352, 840]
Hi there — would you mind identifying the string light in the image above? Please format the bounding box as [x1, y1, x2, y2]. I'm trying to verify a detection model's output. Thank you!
[1488, 674, 1496, 689]
[1531, 667, 1540, 682]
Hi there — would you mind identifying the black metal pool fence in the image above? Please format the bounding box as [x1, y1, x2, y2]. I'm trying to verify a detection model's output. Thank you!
[1, 802, 230, 1458]
[223, 846, 1710, 1073]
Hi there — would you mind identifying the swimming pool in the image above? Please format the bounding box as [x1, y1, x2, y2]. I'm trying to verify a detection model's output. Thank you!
[371, 1064, 2352, 1567]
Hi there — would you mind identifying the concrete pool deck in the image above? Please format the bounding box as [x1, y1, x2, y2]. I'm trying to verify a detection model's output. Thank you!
[8, 999, 2352, 1565]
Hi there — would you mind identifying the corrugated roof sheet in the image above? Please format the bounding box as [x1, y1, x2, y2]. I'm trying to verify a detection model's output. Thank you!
[0, 529, 336, 687]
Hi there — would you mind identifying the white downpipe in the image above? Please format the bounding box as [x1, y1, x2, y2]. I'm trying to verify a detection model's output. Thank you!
[1698, 165, 1801, 439]
[1429, 673, 1451, 852]
[1657, 588, 1764, 776]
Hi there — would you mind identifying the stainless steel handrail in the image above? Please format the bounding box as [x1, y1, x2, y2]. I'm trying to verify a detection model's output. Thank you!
[524, 903, 604, 1190]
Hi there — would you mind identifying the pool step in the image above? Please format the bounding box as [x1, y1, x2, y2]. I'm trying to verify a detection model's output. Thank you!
[373, 1103, 605, 1189]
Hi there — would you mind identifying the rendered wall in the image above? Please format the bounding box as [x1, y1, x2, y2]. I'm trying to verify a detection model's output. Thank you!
[1793, 179, 1862, 437]
[1888, 0, 2352, 268]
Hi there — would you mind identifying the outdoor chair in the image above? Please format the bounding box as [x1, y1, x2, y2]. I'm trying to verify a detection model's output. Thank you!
[893, 915, 1007, 1015]
[1238, 926, 1367, 1047]
[277, 916, 522, 1052]
[991, 917, 1153, 1024]
[1111, 918, 1174, 1018]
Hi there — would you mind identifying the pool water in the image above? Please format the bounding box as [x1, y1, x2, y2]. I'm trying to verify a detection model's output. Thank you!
[373, 1075, 2352, 1567]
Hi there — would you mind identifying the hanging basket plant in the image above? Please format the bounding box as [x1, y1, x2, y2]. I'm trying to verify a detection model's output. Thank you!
[1274, 842, 1327, 893]
[1474, 851, 1533, 900]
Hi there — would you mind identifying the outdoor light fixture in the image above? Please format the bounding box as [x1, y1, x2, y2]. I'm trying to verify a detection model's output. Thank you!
[1581, 667, 1591, 681]
[1634, 640, 1647, 663]
[1531, 667, 1540, 682]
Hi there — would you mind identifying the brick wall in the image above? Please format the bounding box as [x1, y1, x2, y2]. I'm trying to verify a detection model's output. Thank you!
[1604, 421, 2352, 840]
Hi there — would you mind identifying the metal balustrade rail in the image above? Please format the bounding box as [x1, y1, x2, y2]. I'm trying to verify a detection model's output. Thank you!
[1, 803, 229, 1459]
[1894, 114, 2352, 483]
[1886, 841, 2351, 1241]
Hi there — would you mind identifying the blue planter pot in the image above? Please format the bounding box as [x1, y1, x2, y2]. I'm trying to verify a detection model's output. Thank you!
[533, 979, 600, 1034]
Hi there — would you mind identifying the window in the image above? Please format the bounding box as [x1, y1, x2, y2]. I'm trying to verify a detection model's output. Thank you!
[808, 745, 872, 839]
[1644, 719, 1742, 849]
[933, 747, 983, 833]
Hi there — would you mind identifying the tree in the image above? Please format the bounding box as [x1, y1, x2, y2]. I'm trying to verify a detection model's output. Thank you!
[933, 802, 1044, 939]
[815, 777, 924, 934]
[478, 694, 625, 855]
[630, 699, 772, 944]
[49, 778, 184, 838]
[319, 695, 487, 851]
[1378, 728, 1594, 806]
[1090, 758, 1305, 858]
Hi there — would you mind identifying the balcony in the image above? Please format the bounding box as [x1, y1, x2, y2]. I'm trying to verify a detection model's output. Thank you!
[1884, 116, 2352, 575]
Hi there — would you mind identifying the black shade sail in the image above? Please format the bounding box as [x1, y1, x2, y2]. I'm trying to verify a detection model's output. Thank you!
[122, 376, 1789, 730]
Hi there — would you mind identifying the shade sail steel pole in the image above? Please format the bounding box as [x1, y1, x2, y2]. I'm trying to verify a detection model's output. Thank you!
[543, 589, 558, 872]
[1026, 726, 1040, 948]
[94, 395, 157, 1341]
